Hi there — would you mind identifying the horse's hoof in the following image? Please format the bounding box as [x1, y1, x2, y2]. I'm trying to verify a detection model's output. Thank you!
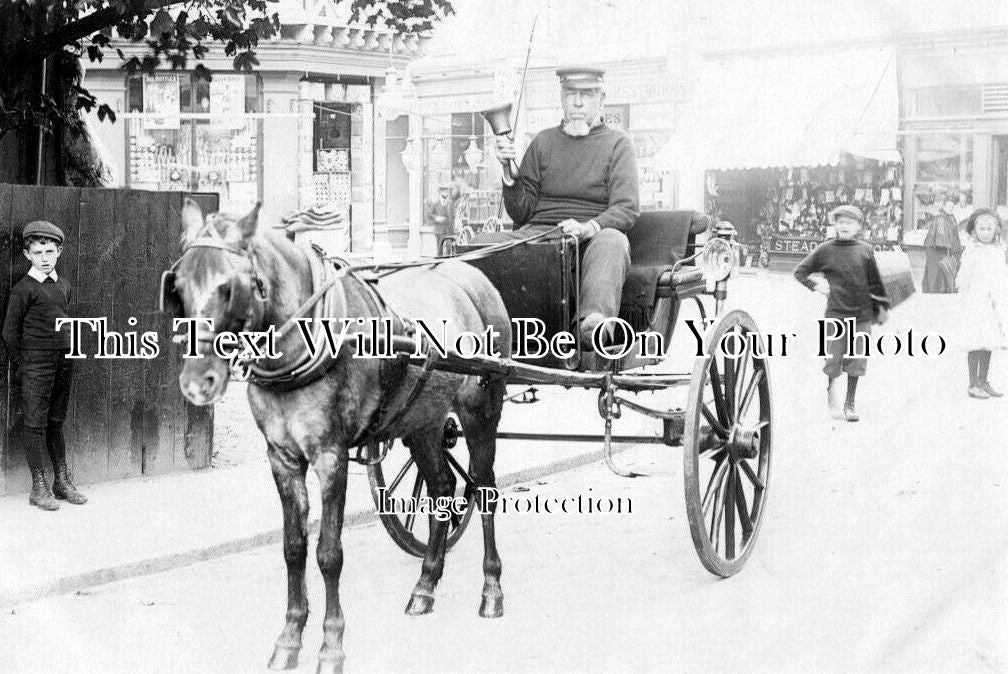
[316, 657, 344, 674]
[405, 593, 435, 616]
[479, 595, 504, 618]
[267, 645, 300, 670]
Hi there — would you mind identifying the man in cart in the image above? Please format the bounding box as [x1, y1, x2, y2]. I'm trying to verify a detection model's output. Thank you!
[493, 66, 640, 342]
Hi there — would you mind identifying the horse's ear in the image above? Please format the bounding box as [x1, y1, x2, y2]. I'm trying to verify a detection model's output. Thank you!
[181, 198, 204, 243]
[237, 201, 262, 243]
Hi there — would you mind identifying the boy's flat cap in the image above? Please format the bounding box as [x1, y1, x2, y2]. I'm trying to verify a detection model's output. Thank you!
[23, 220, 65, 245]
[828, 205, 865, 224]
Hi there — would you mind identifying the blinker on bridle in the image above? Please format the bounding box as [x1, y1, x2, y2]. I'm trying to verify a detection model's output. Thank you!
[160, 216, 268, 342]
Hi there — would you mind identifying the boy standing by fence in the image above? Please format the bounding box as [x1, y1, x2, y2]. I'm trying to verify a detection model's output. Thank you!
[794, 205, 890, 422]
[2, 221, 87, 510]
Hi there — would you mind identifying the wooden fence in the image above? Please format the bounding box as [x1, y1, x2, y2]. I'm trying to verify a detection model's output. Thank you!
[0, 184, 216, 495]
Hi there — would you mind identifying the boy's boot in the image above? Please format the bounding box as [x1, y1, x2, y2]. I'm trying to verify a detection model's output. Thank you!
[25, 428, 58, 510]
[52, 462, 87, 505]
[29, 467, 59, 511]
[844, 375, 859, 422]
[49, 430, 87, 505]
[978, 350, 1003, 398]
[968, 351, 989, 398]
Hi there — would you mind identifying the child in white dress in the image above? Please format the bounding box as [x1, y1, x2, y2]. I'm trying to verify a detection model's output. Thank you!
[956, 209, 1008, 398]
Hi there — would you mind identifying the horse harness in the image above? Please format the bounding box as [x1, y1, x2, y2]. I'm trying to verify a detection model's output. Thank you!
[160, 221, 446, 461]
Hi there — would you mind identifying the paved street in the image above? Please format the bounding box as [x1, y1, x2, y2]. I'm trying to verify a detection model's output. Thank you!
[2, 269, 1007, 672]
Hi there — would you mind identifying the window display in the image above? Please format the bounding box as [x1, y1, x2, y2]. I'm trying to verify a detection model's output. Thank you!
[126, 73, 262, 211]
[907, 134, 974, 245]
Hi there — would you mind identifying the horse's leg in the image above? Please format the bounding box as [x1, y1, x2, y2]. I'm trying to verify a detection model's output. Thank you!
[266, 446, 310, 670]
[455, 387, 505, 618]
[404, 422, 452, 616]
[312, 449, 349, 674]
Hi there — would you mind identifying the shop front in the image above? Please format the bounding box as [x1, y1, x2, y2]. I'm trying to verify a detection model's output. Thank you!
[84, 9, 425, 259]
[708, 159, 904, 268]
[661, 45, 902, 269]
[123, 73, 263, 210]
[400, 56, 690, 256]
[899, 39, 1008, 247]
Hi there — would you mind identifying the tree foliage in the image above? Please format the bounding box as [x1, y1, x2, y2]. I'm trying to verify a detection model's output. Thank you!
[0, 0, 454, 140]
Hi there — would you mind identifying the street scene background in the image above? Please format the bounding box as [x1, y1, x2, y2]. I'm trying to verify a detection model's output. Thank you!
[3, 0, 1008, 671]
[2, 267, 1005, 672]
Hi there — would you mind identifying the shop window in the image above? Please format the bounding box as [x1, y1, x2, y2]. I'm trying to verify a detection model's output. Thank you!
[125, 73, 263, 211]
[422, 113, 506, 236]
[311, 102, 354, 212]
[384, 115, 410, 228]
[994, 136, 1008, 218]
[910, 134, 974, 235]
[908, 86, 982, 118]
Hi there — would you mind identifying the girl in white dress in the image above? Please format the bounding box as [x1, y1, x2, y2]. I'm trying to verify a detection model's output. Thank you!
[956, 209, 1008, 398]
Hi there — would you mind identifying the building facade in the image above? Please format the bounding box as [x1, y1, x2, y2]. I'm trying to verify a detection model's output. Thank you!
[899, 31, 1008, 246]
[84, 1, 429, 257]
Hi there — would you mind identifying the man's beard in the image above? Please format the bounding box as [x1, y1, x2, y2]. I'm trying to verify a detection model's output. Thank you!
[561, 116, 600, 137]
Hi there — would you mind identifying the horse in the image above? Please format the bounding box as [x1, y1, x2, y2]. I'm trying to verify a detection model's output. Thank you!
[165, 199, 511, 674]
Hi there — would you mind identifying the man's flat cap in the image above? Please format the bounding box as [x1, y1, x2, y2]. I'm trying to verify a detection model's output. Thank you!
[829, 205, 864, 224]
[23, 220, 65, 245]
[556, 66, 605, 90]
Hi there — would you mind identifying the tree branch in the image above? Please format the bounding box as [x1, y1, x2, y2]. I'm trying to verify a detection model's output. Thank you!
[31, 0, 185, 64]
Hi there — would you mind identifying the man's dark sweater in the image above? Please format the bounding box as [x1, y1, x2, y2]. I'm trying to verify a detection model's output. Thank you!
[503, 123, 639, 231]
[2, 276, 72, 360]
[794, 238, 888, 321]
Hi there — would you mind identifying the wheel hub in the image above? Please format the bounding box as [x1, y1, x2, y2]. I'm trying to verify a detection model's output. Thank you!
[726, 424, 760, 460]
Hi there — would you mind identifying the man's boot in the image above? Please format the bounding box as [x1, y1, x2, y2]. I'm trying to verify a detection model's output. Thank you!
[29, 468, 59, 511]
[52, 461, 88, 505]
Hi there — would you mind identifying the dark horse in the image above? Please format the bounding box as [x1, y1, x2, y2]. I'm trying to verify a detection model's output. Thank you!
[168, 199, 510, 674]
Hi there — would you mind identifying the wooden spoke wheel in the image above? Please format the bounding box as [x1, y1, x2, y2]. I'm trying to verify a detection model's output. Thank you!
[366, 414, 477, 557]
[683, 309, 772, 577]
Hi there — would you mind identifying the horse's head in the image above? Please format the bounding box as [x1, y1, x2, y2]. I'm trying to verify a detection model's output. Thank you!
[163, 198, 267, 405]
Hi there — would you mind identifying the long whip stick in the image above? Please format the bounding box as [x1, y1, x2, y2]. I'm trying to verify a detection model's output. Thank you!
[496, 12, 539, 220]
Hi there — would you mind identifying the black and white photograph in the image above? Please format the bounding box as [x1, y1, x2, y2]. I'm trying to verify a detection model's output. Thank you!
[0, 0, 1005, 671]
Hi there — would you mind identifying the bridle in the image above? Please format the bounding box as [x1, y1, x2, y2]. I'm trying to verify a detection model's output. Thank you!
[160, 218, 367, 390]
[160, 217, 268, 342]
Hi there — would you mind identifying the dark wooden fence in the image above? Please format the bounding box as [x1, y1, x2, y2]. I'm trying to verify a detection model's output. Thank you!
[0, 184, 216, 495]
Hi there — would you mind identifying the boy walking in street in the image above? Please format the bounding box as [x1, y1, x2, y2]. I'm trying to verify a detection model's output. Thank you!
[2, 221, 87, 510]
[794, 205, 890, 422]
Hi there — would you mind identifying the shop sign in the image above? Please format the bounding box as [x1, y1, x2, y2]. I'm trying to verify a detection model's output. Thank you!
[603, 105, 629, 132]
[210, 74, 245, 129]
[527, 108, 561, 133]
[768, 237, 897, 255]
[770, 237, 820, 255]
[143, 75, 180, 129]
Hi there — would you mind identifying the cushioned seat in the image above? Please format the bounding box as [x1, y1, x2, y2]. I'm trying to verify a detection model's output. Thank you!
[619, 211, 710, 328]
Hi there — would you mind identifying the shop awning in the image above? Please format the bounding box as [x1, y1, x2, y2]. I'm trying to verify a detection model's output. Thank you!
[662, 47, 900, 171]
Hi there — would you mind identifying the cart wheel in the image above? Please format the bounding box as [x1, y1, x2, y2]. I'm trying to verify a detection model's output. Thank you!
[366, 413, 477, 557]
[683, 309, 772, 577]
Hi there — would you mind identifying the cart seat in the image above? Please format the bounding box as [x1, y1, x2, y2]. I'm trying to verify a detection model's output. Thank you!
[619, 211, 710, 328]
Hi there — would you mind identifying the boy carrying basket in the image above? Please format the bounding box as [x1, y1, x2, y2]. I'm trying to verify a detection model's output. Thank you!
[794, 205, 890, 422]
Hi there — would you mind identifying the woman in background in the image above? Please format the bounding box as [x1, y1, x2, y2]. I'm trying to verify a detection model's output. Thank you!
[922, 198, 964, 293]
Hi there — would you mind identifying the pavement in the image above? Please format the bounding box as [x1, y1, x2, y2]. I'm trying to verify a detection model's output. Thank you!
[0, 383, 657, 610]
